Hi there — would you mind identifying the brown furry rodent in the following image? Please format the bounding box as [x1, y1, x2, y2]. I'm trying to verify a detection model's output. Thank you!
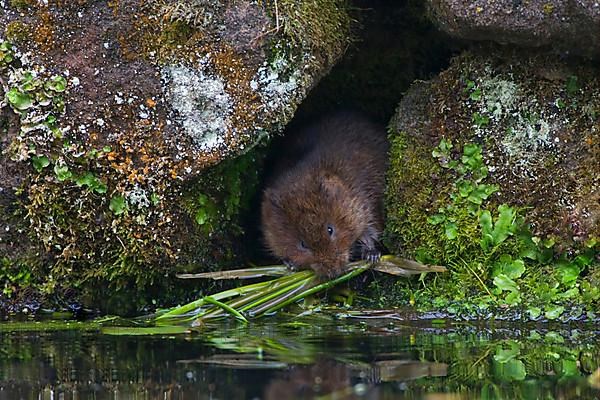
[261, 111, 389, 278]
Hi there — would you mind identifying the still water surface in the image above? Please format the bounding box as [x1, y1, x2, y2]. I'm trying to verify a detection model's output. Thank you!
[1, 317, 599, 399]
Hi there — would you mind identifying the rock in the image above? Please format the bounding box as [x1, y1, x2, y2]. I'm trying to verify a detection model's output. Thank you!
[0, 0, 351, 312]
[427, 0, 600, 57]
[386, 50, 599, 256]
[383, 50, 599, 317]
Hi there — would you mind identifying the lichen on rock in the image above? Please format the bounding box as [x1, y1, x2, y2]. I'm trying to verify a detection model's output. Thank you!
[162, 64, 232, 152]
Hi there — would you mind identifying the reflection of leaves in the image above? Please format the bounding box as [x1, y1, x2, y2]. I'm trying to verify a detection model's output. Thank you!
[494, 342, 520, 363]
[494, 343, 526, 381]
[499, 359, 526, 381]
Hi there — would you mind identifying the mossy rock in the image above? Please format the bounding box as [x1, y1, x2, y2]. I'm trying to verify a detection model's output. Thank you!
[382, 49, 599, 321]
[0, 0, 352, 315]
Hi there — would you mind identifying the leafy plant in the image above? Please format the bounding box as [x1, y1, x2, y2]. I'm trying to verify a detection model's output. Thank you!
[31, 155, 50, 172]
[75, 172, 107, 194]
[109, 195, 128, 215]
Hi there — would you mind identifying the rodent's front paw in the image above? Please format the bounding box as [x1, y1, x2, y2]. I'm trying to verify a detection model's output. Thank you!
[362, 249, 381, 264]
[283, 259, 298, 270]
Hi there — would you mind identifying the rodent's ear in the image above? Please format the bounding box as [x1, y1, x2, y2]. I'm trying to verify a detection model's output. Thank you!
[264, 188, 282, 210]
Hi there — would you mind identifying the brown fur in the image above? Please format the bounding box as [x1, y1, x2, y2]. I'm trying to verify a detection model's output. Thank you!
[261, 111, 389, 277]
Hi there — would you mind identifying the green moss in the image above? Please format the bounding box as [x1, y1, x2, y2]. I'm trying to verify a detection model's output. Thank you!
[271, 0, 351, 60]
[5, 21, 30, 43]
[9, 0, 34, 9]
[184, 149, 262, 237]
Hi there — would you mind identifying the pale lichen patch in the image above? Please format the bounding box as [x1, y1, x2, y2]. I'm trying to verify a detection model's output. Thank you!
[162, 64, 232, 152]
[481, 77, 519, 121]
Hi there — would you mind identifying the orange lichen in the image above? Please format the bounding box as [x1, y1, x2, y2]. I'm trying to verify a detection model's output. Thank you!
[34, 8, 55, 51]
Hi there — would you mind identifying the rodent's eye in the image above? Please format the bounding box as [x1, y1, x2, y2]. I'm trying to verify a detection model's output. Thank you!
[299, 240, 309, 251]
[327, 224, 335, 237]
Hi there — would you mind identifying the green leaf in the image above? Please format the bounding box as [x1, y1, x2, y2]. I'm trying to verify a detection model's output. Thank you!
[565, 75, 579, 96]
[21, 72, 41, 92]
[109, 195, 127, 215]
[7, 88, 33, 111]
[468, 184, 498, 205]
[558, 287, 579, 300]
[544, 305, 565, 320]
[31, 155, 50, 172]
[505, 259, 525, 279]
[472, 112, 490, 127]
[555, 260, 580, 286]
[479, 210, 493, 251]
[457, 180, 474, 197]
[527, 307, 541, 319]
[427, 214, 445, 225]
[491, 205, 516, 245]
[197, 193, 209, 206]
[469, 88, 482, 101]
[195, 208, 208, 225]
[53, 164, 72, 181]
[75, 172, 96, 187]
[45, 75, 67, 92]
[93, 182, 107, 194]
[75, 172, 106, 193]
[493, 274, 518, 292]
[504, 291, 521, 305]
[444, 222, 458, 240]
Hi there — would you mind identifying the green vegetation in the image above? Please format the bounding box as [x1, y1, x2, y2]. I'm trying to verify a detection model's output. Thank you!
[383, 52, 599, 321]
[383, 135, 599, 320]
[265, 0, 351, 61]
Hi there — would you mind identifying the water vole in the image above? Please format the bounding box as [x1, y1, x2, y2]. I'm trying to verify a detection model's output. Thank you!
[261, 111, 389, 277]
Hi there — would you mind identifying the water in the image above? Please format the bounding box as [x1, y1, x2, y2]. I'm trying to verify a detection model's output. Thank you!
[1, 317, 599, 399]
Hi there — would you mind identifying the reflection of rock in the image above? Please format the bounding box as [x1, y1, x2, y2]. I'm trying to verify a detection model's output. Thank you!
[372, 360, 448, 382]
[386, 50, 599, 253]
[427, 0, 600, 57]
[0, 0, 351, 310]
[264, 360, 356, 400]
[263, 358, 448, 399]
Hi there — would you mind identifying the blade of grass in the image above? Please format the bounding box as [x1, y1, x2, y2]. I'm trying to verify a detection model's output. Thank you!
[256, 264, 371, 316]
[177, 265, 288, 280]
[240, 271, 314, 313]
[246, 276, 318, 317]
[155, 280, 272, 321]
[203, 296, 248, 323]
[199, 270, 314, 321]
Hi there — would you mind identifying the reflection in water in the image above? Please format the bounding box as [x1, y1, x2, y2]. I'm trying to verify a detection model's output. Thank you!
[0, 320, 599, 399]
